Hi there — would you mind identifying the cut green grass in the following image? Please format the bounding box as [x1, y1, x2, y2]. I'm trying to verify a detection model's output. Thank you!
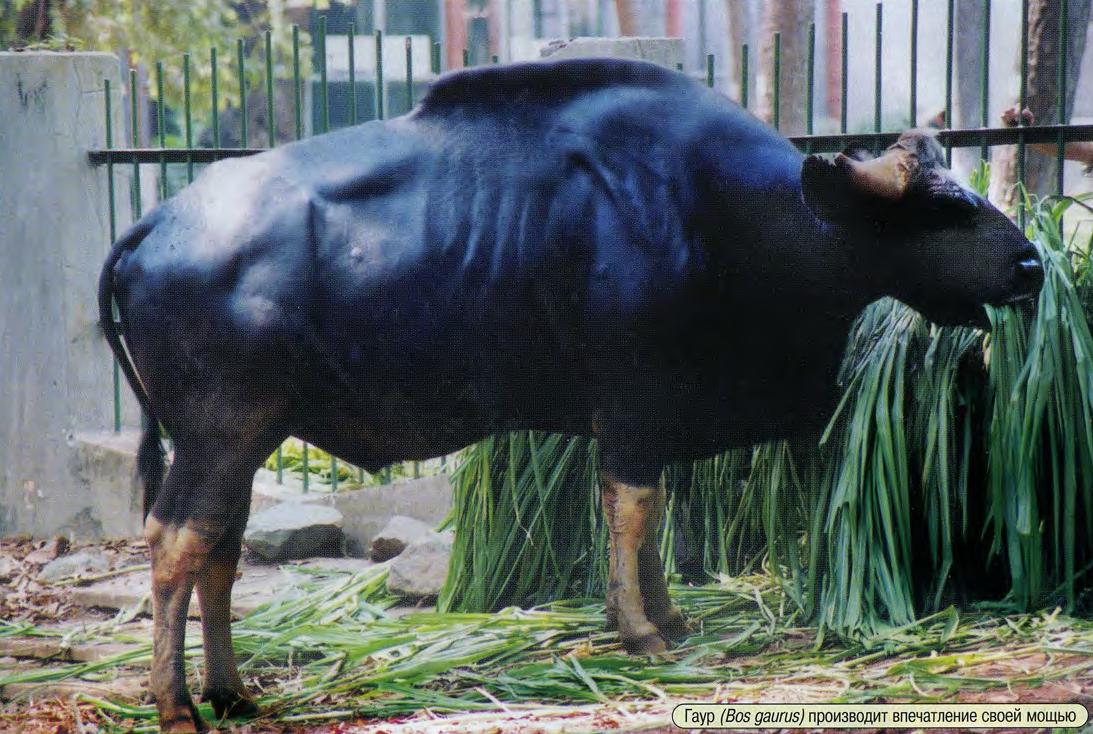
[3, 565, 1092, 732]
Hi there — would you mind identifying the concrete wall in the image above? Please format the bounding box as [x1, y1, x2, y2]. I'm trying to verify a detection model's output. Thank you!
[0, 52, 140, 538]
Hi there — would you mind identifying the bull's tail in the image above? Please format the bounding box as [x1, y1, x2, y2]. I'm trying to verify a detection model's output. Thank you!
[98, 213, 163, 520]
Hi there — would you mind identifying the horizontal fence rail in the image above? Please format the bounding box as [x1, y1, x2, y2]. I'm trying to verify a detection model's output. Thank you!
[88, 125, 1093, 164]
[91, 1, 1093, 494]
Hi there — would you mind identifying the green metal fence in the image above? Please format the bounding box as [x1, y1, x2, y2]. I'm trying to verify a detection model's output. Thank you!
[90, 1, 1093, 491]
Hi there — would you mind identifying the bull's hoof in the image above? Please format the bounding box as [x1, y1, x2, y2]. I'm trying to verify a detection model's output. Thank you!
[158, 700, 207, 733]
[202, 686, 260, 720]
[652, 607, 691, 641]
[621, 630, 667, 655]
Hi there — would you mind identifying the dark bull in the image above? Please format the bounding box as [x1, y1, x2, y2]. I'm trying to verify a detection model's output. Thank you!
[98, 58, 1041, 732]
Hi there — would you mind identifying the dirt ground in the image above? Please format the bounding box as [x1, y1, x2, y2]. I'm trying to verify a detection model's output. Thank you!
[2, 537, 1092, 734]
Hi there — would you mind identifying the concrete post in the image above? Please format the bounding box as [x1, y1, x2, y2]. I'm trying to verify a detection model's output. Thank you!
[529, 36, 684, 70]
[0, 52, 141, 538]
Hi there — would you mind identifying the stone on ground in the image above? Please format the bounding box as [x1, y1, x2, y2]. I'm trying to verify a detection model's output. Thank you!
[37, 549, 111, 582]
[369, 515, 442, 561]
[386, 535, 453, 599]
[244, 503, 344, 561]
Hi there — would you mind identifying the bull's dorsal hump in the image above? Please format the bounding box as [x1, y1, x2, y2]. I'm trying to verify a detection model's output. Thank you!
[415, 58, 684, 115]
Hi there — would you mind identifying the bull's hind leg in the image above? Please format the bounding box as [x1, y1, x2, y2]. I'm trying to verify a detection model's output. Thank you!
[196, 514, 258, 720]
[601, 473, 666, 654]
[636, 484, 689, 641]
[145, 435, 273, 733]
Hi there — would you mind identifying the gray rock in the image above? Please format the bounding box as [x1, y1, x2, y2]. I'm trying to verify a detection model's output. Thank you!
[0, 555, 20, 582]
[369, 515, 440, 562]
[244, 503, 344, 561]
[38, 549, 110, 582]
[386, 535, 453, 599]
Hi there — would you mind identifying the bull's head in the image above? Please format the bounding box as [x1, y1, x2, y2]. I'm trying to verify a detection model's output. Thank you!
[800, 130, 1043, 328]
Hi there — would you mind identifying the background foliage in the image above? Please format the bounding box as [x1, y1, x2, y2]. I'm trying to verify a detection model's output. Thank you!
[0, 0, 308, 121]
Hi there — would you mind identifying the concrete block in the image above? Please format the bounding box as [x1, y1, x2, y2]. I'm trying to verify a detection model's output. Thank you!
[62, 429, 453, 552]
[0, 52, 140, 538]
[244, 502, 344, 561]
[513, 36, 685, 69]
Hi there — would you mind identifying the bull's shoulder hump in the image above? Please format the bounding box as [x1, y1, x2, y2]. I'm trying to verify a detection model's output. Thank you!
[415, 58, 687, 115]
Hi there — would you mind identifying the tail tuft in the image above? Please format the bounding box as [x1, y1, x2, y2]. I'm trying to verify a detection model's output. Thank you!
[137, 419, 164, 520]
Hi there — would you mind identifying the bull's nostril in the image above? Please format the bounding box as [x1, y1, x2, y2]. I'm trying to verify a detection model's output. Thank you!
[1015, 258, 1043, 279]
[1012, 257, 1044, 297]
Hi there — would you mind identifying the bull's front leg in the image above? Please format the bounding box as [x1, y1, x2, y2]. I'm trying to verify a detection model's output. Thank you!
[601, 472, 668, 654]
[636, 484, 689, 641]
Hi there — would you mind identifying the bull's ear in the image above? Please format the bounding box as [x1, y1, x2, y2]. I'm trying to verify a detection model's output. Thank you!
[800, 154, 871, 221]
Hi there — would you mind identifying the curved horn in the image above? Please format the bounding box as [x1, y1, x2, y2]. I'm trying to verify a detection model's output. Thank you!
[834, 146, 920, 200]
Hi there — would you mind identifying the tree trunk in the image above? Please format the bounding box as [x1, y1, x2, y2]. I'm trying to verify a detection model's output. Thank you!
[991, 0, 1092, 208]
[444, 0, 467, 70]
[726, 0, 753, 102]
[614, 0, 662, 36]
[615, 0, 639, 35]
[665, 0, 682, 37]
[758, 0, 814, 135]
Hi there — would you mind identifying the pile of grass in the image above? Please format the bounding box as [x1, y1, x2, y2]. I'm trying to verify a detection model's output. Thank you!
[5, 566, 1093, 732]
[442, 193, 1093, 639]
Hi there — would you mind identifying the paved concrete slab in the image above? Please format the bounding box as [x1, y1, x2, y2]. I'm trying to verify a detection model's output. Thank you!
[70, 431, 454, 556]
[68, 556, 379, 618]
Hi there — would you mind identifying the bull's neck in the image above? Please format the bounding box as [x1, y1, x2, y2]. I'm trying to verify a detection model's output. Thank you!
[747, 196, 883, 322]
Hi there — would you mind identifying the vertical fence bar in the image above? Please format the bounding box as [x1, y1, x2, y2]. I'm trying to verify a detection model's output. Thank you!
[433, 41, 442, 74]
[210, 48, 220, 157]
[740, 43, 749, 109]
[978, 3, 992, 160]
[376, 30, 385, 120]
[155, 61, 167, 199]
[266, 30, 276, 147]
[292, 23, 305, 486]
[303, 442, 309, 492]
[772, 32, 781, 131]
[840, 12, 848, 134]
[805, 22, 815, 150]
[909, 0, 918, 127]
[874, 3, 882, 139]
[492, 54, 499, 64]
[325, 16, 335, 489]
[1057, 0, 1068, 231]
[945, 0, 955, 165]
[407, 36, 415, 111]
[463, 48, 470, 68]
[128, 66, 145, 442]
[706, 53, 714, 89]
[348, 23, 358, 125]
[1017, 0, 1029, 227]
[238, 38, 249, 146]
[129, 68, 142, 218]
[105, 78, 121, 433]
[319, 16, 329, 133]
[183, 54, 193, 182]
[293, 25, 302, 140]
